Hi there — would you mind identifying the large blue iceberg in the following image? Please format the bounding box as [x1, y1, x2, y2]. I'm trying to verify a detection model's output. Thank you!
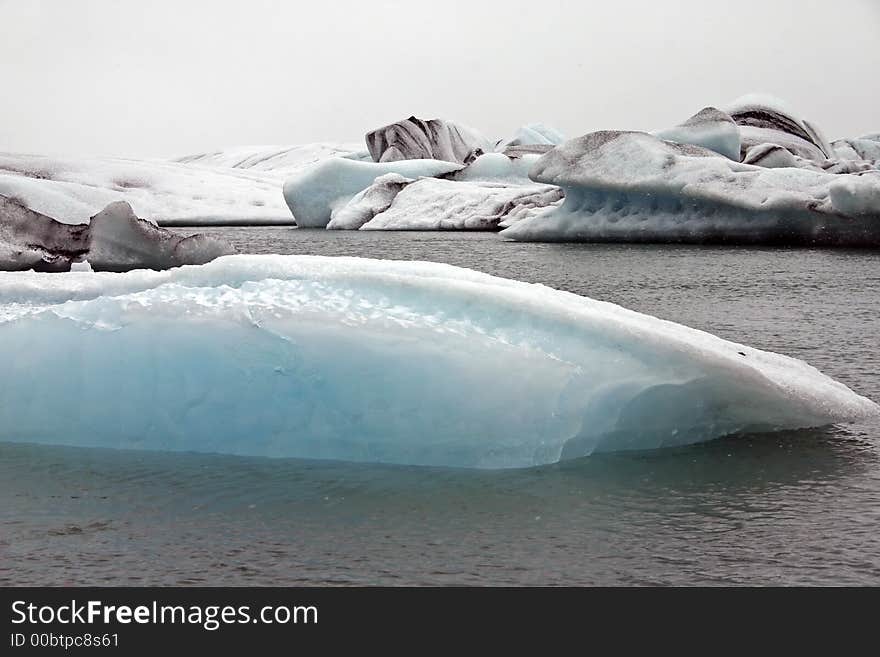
[0, 256, 875, 468]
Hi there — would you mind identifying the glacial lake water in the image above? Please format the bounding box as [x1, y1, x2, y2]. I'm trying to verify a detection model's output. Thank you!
[2, 228, 879, 585]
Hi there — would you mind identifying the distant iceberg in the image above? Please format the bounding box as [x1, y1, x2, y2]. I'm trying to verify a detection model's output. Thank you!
[284, 146, 564, 230]
[495, 123, 566, 154]
[365, 116, 491, 164]
[281, 117, 569, 230]
[500, 95, 880, 245]
[4, 99, 879, 242]
[502, 130, 880, 245]
[279, 103, 880, 241]
[0, 255, 874, 468]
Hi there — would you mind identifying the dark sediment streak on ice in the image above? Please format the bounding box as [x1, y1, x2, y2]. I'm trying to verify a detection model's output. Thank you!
[502, 130, 880, 246]
[0, 195, 89, 271]
[726, 97, 832, 162]
[366, 116, 487, 165]
[0, 197, 234, 272]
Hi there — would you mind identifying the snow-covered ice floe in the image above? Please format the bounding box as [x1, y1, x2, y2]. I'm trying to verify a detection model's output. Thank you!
[0, 145, 362, 226]
[173, 142, 366, 174]
[502, 130, 880, 245]
[0, 255, 874, 469]
[326, 171, 563, 231]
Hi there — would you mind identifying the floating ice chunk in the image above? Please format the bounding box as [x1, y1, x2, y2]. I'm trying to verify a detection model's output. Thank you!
[86, 201, 235, 272]
[724, 94, 831, 161]
[70, 259, 93, 272]
[327, 173, 413, 230]
[0, 255, 874, 468]
[356, 177, 563, 231]
[502, 130, 880, 245]
[497, 123, 566, 152]
[1, 196, 232, 272]
[0, 195, 88, 271]
[365, 116, 492, 164]
[282, 157, 462, 228]
[654, 107, 742, 160]
[324, 154, 563, 231]
[514, 123, 565, 145]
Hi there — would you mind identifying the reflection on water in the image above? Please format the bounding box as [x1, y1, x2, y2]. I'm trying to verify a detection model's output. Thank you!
[2, 426, 879, 585]
[3, 229, 880, 585]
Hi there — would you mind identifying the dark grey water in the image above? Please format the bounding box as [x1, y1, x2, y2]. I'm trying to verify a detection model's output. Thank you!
[3, 228, 879, 585]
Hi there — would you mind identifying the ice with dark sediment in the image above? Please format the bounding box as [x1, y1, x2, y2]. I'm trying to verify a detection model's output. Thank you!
[741, 143, 878, 174]
[724, 93, 833, 162]
[501, 130, 880, 245]
[0, 196, 233, 271]
[659, 97, 877, 174]
[0, 195, 89, 272]
[365, 116, 492, 165]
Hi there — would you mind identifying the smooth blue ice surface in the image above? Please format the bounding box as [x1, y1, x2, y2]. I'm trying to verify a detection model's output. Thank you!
[0, 255, 875, 468]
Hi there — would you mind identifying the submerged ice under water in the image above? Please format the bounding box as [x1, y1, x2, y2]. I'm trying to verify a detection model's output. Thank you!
[3, 228, 880, 585]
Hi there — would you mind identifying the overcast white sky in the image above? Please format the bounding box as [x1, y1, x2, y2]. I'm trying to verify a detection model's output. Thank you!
[1, 0, 878, 158]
